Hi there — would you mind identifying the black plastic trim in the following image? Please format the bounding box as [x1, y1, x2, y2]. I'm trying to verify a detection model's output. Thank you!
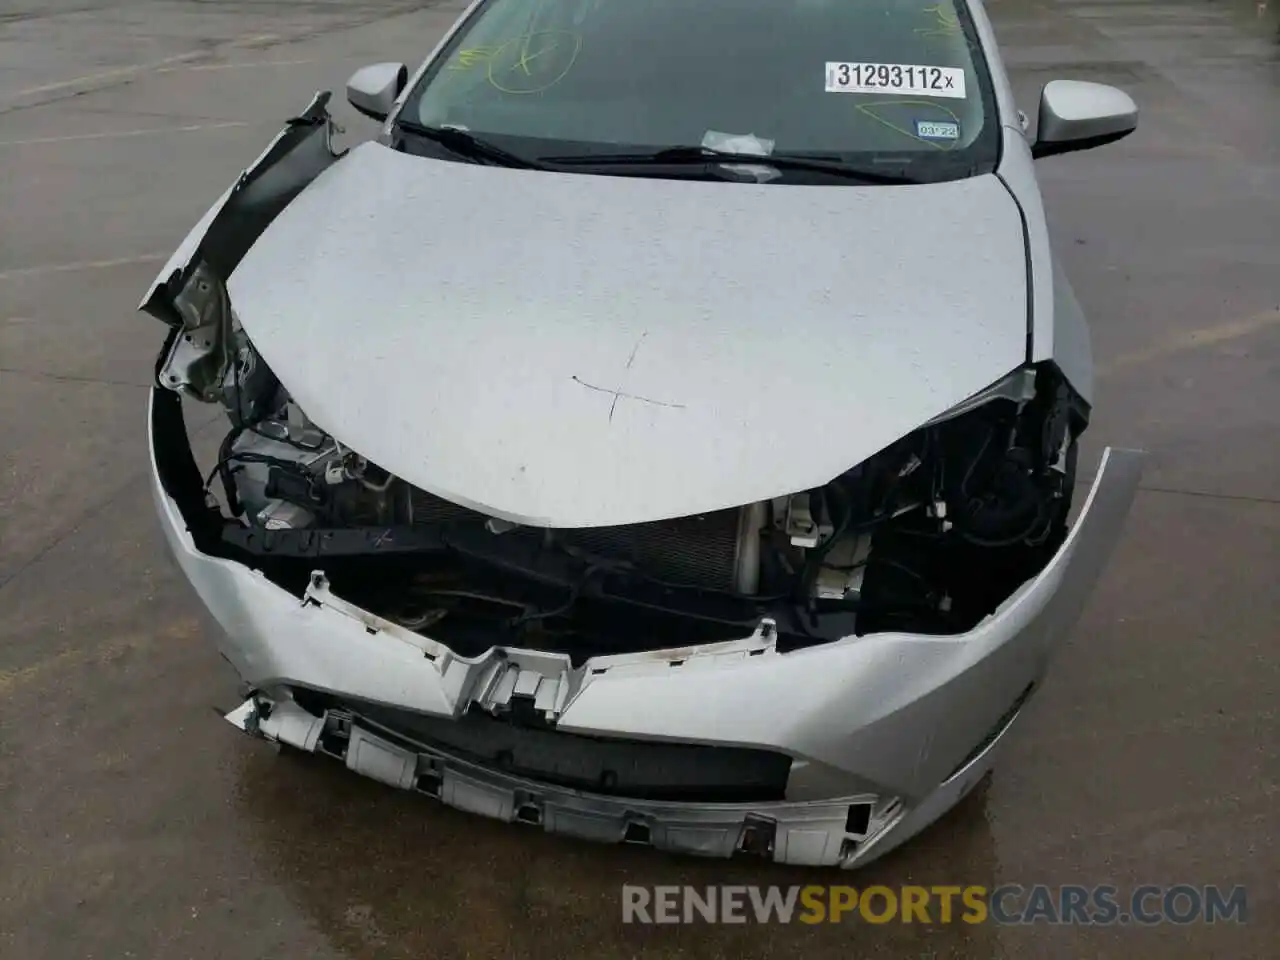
[942, 681, 1035, 783]
[297, 690, 792, 803]
[149, 385, 819, 634]
[994, 167, 1036, 366]
[1032, 128, 1133, 160]
[140, 93, 342, 327]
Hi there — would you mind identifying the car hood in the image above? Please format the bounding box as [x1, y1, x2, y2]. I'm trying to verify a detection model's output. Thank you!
[224, 141, 1028, 527]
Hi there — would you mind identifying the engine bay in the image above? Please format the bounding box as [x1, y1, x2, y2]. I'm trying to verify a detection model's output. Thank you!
[153, 310, 1088, 663]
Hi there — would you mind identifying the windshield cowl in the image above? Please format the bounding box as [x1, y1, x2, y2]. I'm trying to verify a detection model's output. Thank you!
[540, 146, 926, 185]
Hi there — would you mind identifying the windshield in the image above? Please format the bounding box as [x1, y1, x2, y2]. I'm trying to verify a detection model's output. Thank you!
[398, 0, 1000, 182]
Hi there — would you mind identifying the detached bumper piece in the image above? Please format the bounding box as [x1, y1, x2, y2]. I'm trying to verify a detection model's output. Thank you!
[228, 695, 903, 867]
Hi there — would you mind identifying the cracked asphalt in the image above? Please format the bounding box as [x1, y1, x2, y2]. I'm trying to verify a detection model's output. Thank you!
[1, 0, 1277, 957]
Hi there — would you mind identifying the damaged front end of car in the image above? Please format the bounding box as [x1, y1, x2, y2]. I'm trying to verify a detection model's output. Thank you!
[144, 93, 1144, 868]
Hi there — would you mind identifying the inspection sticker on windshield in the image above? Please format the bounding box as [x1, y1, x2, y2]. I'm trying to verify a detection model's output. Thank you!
[825, 62, 966, 99]
[915, 120, 961, 141]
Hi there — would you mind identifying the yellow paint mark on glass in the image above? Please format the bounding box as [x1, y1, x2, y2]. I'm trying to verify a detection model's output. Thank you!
[916, 3, 962, 39]
[447, 46, 500, 70]
[485, 31, 583, 94]
[854, 99, 963, 150]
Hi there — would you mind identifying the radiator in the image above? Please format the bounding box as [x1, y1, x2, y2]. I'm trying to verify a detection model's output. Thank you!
[408, 487, 743, 591]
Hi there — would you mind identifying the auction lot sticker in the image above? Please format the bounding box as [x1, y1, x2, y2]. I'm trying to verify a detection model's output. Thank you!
[825, 62, 966, 99]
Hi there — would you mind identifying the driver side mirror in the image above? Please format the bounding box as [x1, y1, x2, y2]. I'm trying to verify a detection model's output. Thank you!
[346, 62, 409, 122]
[1032, 80, 1137, 159]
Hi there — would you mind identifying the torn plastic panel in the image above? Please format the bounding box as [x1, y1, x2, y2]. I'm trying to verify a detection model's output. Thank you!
[226, 694, 904, 867]
[140, 93, 343, 404]
[140, 91, 343, 327]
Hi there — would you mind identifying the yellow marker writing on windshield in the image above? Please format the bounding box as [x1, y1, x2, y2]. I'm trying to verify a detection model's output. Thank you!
[916, 3, 962, 39]
[855, 99, 963, 150]
[447, 46, 499, 70]
[515, 38, 556, 75]
[486, 31, 582, 94]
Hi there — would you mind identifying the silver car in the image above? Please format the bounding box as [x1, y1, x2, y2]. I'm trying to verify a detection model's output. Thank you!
[143, 0, 1144, 868]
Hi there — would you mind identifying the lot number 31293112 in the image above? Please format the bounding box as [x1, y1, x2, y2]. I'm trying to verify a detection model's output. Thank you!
[825, 61, 967, 99]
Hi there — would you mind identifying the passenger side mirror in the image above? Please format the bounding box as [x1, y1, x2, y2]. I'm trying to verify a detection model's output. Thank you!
[346, 62, 409, 122]
[1032, 80, 1137, 159]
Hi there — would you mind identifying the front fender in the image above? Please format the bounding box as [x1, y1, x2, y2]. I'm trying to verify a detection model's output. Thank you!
[139, 91, 344, 328]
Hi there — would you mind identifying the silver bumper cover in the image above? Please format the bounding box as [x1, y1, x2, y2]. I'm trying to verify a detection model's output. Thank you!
[226, 696, 922, 866]
[151, 394, 1143, 866]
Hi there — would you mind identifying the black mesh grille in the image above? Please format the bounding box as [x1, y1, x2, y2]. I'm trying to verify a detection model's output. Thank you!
[408, 488, 742, 591]
[408, 487, 484, 524]
[558, 513, 741, 590]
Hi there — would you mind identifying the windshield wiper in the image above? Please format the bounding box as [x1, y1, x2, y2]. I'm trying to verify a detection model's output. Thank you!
[396, 119, 547, 170]
[540, 146, 921, 184]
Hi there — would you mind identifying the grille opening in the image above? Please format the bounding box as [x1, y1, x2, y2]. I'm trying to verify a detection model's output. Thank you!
[409, 488, 745, 592]
[291, 689, 793, 804]
[317, 721, 349, 759]
[735, 815, 777, 858]
[415, 772, 442, 798]
[844, 802, 873, 836]
[516, 804, 542, 825]
[623, 822, 652, 845]
[325, 555, 751, 666]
